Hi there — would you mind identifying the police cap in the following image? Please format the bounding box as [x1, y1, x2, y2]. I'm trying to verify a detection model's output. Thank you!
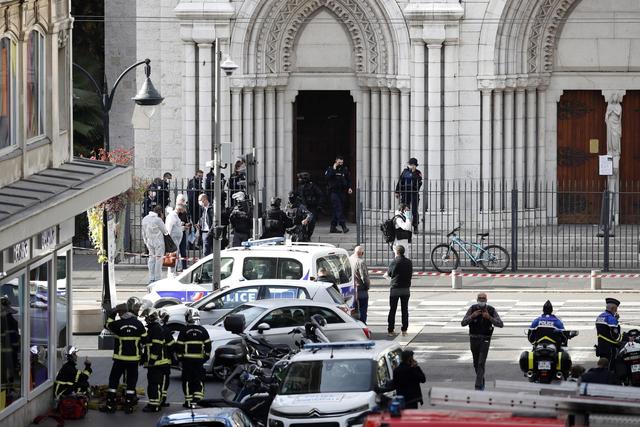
[606, 297, 621, 307]
[408, 158, 418, 166]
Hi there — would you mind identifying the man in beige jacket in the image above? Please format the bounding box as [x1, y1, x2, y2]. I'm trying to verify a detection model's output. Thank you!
[349, 246, 370, 323]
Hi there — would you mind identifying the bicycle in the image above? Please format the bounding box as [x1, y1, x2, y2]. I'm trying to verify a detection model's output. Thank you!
[430, 225, 510, 274]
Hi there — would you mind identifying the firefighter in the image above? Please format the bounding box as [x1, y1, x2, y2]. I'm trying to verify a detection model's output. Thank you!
[158, 308, 175, 407]
[596, 297, 622, 371]
[141, 308, 173, 412]
[176, 308, 211, 408]
[53, 346, 92, 400]
[101, 297, 147, 414]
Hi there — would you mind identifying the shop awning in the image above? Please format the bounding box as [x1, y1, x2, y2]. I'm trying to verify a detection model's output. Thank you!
[0, 157, 132, 249]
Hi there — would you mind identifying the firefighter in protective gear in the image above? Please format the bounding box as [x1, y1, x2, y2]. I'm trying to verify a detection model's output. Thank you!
[53, 346, 92, 400]
[176, 308, 211, 408]
[528, 300, 566, 349]
[596, 297, 622, 371]
[158, 308, 174, 407]
[101, 300, 147, 414]
[141, 309, 174, 412]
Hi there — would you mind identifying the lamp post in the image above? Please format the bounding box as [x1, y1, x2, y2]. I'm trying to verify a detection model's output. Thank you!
[211, 42, 238, 290]
[73, 59, 163, 349]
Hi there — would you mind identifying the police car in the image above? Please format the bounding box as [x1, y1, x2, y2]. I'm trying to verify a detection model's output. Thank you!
[159, 279, 351, 330]
[268, 341, 402, 427]
[145, 238, 354, 308]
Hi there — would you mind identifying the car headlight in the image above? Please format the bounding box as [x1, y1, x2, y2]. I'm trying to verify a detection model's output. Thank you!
[268, 419, 284, 427]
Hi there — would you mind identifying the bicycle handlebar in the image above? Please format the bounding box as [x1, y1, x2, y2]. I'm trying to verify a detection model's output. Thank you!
[447, 226, 461, 237]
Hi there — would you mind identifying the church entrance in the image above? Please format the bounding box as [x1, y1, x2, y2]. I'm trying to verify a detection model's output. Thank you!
[293, 91, 356, 221]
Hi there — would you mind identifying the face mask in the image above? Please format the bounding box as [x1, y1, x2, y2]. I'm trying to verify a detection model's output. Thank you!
[405, 211, 412, 221]
[477, 301, 487, 308]
[149, 192, 156, 198]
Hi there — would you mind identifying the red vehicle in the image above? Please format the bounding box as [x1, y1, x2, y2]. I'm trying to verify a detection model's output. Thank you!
[364, 410, 566, 427]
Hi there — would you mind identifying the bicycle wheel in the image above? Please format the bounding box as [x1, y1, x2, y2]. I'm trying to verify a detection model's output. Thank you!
[479, 245, 510, 274]
[430, 244, 460, 273]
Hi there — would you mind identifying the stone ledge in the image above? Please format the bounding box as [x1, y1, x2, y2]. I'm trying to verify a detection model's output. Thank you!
[73, 306, 103, 334]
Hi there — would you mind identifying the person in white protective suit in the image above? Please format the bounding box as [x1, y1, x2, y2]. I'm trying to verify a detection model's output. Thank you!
[142, 205, 169, 283]
[165, 205, 184, 276]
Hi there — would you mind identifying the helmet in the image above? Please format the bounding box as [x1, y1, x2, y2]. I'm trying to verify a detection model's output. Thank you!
[158, 308, 170, 325]
[30, 345, 39, 356]
[65, 345, 80, 361]
[270, 197, 282, 208]
[232, 191, 246, 202]
[288, 191, 298, 204]
[145, 308, 160, 324]
[126, 296, 142, 315]
[185, 307, 200, 324]
[543, 300, 553, 315]
[0, 295, 17, 314]
[297, 172, 311, 183]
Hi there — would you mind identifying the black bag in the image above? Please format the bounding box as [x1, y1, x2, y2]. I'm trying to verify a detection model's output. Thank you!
[163, 234, 177, 253]
[380, 215, 399, 244]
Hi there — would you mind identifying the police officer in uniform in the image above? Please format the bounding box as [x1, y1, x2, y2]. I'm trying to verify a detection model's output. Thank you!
[324, 156, 352, 233]
[260, 197, 292, 239]
[596, 297, 622, 371]
[158, 309, 174, 407]
[528, 300, 566, 349]
[176, 308, 211, 408]
[101, 297, 147, 414]
[141, 309, 173, 412]
[53, 346, 92, 400]
[296, 172, 324, 236]
[229, 191, 253, 247]
[285, 191, 314, 242]
[395, 158, 423, 230]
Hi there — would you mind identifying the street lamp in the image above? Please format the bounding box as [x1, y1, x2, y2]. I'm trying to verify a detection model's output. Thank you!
[73, 59, 163, 349]
[212, 47, 238, 291]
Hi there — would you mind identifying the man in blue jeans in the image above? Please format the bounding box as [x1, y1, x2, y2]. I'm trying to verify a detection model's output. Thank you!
[350, 246, 370, 323]
[386, 245, 412, 337]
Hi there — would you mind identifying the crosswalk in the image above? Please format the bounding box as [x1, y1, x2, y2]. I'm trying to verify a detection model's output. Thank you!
[365, 297, 640, 364]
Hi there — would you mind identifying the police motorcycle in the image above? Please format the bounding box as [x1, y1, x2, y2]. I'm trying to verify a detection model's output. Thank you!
[615, 329, 640, 387]
[519, 328, 578, 383]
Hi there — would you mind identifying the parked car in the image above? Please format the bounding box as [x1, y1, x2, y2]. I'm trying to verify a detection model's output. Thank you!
[160, 279, 350, 332]
[145, 240, 354, 308]
[202, 300, 371, 375]
[268, 341, 402, 427]
[156, 406, 255, 427]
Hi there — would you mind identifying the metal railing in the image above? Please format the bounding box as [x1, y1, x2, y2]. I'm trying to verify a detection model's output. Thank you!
[356, 180, 640, 271]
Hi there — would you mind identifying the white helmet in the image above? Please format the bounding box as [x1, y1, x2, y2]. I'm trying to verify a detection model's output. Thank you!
[185, 307, 201, 324]
[232, 191, 246, 202]
[65, 345, 80, 360]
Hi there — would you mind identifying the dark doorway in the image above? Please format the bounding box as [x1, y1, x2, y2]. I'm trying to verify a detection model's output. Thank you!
[293, 91, 356, 221]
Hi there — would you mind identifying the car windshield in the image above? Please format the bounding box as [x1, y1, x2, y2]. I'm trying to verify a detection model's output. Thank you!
[325, 285, 346, 304]
[188, 287, 226, 308]
[280, 359, 374, 395]
[213, 304, 267, 326]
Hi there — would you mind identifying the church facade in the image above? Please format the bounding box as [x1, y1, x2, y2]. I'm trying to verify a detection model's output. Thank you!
[107, 0, 640, 222]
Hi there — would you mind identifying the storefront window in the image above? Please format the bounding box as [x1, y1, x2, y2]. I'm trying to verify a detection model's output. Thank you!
[0, 275, 24, 411]
[0, 37, 17, 149]
[29, 263, 49, 390]
[56, 253, 68, 371]
[26, 30, 45, 139]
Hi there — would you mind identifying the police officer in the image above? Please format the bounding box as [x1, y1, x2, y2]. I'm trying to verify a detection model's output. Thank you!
[528, 300, 566, 349]
[158, 309, 174, 407]
[596, 297, 622, 371]
[176, 308, 211, 408]
[101, 297, 147, 414]
[260, 197, 292, 239]
[325, 155, 352, 234]
[285, 191, 314, 242]
[141, 309, 173, 413]
[229, 191, 253, 247]
[395, 158, 423, 230]
[297, 172, 324, 236]
[54, 346, 92, 400]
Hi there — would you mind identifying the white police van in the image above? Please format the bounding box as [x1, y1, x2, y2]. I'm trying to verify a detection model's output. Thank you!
[145, 238, 355, 308]
[268, 341, 402, 427]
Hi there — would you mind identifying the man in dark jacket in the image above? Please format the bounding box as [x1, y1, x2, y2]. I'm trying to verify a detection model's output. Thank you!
[229, 192, 253, 247]
[197, 194, 214, 255]
[386, 245, 412, 337]
[461, 292, 504, 390]
[596, 297, 622, 371]
[392, 350, 426, 409]
[324, 156, 352, 234]
[205, 169, 227, 208]
[395, 158, 423, 229]
[297, 172, 324, 235]
[581, 358, 621, 385]
[285, 191, 314, 242]
[177, 308, 212, 408]
[261, 197, 292, 239]
[141, 309, 173, 413]
[187, 170, 204, 227]
[157, 173, 172, 209]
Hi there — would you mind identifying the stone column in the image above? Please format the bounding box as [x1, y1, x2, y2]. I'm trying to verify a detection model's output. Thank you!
[390, 89, 401, 186]
[276, 87, 285, 197]
[371, 88, 381, 208]
[525, 87, 537, 208]
[218, 40, 232, 152]
[380, 87, 391, 209]
[400, 90, 410, 175]
[537, 89, 547, 185]
[198, 43, 213, 168]
[361, 89, 371, 188]
[284, 93, 295, 192]
[411, 42, 425, 156]
[492, 89, 503, 209]
[427, 43, 443, 182]
[183, 41, 197, 177]
[514, 86, 526, 188]
[254, 85, 265, 189]
[265, 86, 276, 200]
[480, 89, 492, 211]
[242, 87, 254, 166]
[231, 87, 242, 160]
[503, 86, 514, 188]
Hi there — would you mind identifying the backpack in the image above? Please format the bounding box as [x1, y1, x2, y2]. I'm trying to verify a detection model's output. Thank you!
[58, 395, 88, 419]
[380, 215, 400, 243]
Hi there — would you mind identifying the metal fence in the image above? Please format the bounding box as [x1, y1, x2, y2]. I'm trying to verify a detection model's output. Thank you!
[356, 180, 640, 271]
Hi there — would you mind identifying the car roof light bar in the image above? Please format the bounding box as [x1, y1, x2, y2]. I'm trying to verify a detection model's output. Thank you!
[241, 237, 285, 247]
[302, 341, 376, 351]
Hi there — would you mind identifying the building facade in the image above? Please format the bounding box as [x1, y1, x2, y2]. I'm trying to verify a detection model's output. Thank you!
[108, 0, 640, 222]
[0, 1, 131, 424]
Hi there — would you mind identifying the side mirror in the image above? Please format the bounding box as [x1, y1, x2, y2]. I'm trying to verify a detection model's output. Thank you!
[375, 379, 394, 394]
[257, 323, 271, 334]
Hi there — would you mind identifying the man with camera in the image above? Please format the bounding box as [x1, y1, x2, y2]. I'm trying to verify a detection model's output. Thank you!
[324, 155, 353, 234]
